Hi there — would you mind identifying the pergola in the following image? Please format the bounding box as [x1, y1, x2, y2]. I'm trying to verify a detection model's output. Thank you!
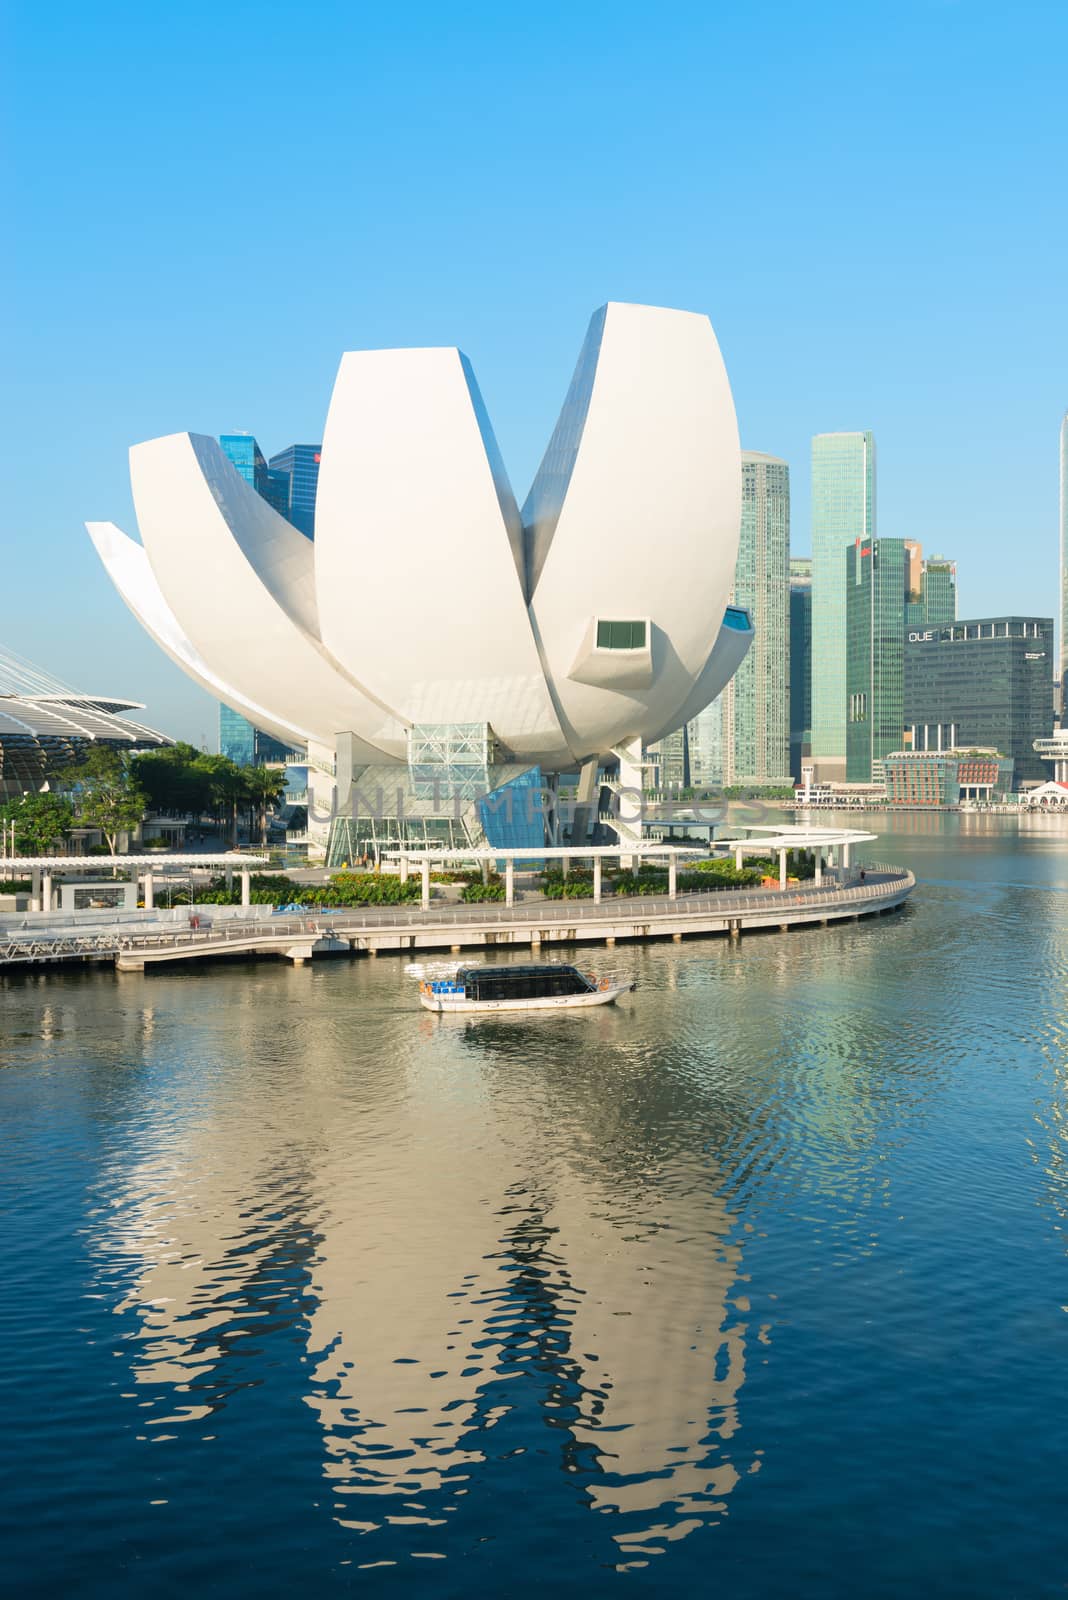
[0, 854, 268, 914]
[384, 827, 876, 909]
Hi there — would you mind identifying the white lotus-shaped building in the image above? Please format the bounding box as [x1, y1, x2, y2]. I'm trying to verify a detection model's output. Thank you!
[87, 301, 752, 842]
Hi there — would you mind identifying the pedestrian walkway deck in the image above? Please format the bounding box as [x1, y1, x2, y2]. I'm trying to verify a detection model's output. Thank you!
[0, 866, 914, 971]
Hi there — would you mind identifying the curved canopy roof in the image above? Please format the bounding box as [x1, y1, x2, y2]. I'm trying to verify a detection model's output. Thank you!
[0, 645, 169, 792]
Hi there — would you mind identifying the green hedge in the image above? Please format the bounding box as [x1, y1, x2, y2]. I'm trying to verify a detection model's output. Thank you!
[542, 879, 594, 899]
[179, 872, 423, 908]
[460, 881, 505, 902]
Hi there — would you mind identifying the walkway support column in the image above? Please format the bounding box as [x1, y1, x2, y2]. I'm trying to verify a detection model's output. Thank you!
[421, 859, 430, 911]
[779, 848, 787, 891]
[240, 869, 250, 908]
[593, 857, 602, 904]
[668, 854, 677, 900]
[144, 872, 154, 911]
[505, 858, 514, 907]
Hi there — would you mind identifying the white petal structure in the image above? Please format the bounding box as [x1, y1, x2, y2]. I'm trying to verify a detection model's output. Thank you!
[88, 302, 752, 772]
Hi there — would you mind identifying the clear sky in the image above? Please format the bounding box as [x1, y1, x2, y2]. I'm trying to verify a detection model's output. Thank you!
[4, 0, 1066, 742]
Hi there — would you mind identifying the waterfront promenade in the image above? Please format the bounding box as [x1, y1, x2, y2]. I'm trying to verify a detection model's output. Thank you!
[0, 864, 913, 970]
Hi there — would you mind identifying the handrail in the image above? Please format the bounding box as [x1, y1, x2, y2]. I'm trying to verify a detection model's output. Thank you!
[0, 867, 914, 962]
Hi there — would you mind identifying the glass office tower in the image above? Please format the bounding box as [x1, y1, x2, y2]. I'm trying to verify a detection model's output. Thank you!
[845, 537, 907, 781]
[789, 557, 812, 781]
[217, 432, 311, 764]
[219, 433, 289, 517]
[719, 453, 791, 783]
[921, 557, 957, 626]
[904, 617, 1054, 787]
[268, 444, 322, 539]
[811, 431, 876, 781]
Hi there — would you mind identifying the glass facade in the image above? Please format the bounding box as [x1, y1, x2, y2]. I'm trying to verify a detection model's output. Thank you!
[216, 432, 323, 758]
[596, 620, 647, 649]
[218, 704, 298, 767]
[789, 557, 812, 781]
[903, 617, 1055, 787]
[845, 538, 907, 781]
[905, 553, 957, 629]
[715, 453, 790, 783]
[811, 432, 876, 780]
[268, 444, 322, 540]
[921, 558, 956, 626]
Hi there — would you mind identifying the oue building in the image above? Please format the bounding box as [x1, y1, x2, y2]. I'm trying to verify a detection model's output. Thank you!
[903, 617, 1054, 788]
[87, 302, 754, 859]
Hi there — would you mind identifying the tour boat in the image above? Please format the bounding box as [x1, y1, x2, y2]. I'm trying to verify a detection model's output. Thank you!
[418, 962, 634, 1013]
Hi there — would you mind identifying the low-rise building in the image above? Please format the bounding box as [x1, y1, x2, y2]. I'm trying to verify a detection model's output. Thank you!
[883, 748, 1014, 806]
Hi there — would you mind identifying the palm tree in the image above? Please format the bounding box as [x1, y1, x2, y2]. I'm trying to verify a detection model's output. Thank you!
[243, 765, 287, 846]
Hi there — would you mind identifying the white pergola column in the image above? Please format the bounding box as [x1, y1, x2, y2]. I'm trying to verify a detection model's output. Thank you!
[779, 848, 787, 891]
[30, 866, 41, 913]
[41, 871, 52, 913]
[421, 859, 430, 911]
[735, 845, 744, 869]
[562, 853, 570, 880]
[240, 868, 251, 908]
[668, 854, 677, 900]
[842, 842, 852, 869]
[632, 852, 641, 879]
[399, 855, 408, 883]
[814, 853, 823, 887]
[593, 857, 602, 904]
[143, 871, 154, 910]
[505, 857, 514, 907]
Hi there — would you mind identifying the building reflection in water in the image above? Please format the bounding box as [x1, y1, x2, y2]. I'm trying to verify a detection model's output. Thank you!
[89, 970, 762, 1569]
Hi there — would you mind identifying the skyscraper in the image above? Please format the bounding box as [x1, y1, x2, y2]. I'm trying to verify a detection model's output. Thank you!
[669, 454, 791, 790]
[811, 431, 876, 781]
[845, 537, 907, 781]
[219, 433, 289, 518]
[789, 556, 812, 781]
[268, 444, 322, 539]
[725, 452, 790, 782]
[920, 557, 956, 626]
[904, 617, 1054, 787]
[1060, 412, 1068, 713]
[217, 432, 314, 763]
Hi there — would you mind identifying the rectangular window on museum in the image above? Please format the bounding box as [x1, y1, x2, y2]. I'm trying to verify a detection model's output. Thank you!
[597, 620, 647, 650]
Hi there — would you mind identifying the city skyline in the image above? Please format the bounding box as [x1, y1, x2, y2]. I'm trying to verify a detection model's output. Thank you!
[5, 1, 1065, 742]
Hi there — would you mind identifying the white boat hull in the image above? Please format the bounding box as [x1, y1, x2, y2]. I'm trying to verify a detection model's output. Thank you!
[419, 982, 633, 1014]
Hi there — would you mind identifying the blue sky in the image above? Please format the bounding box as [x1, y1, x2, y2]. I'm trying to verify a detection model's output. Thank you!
[4, 0, 1066, 742]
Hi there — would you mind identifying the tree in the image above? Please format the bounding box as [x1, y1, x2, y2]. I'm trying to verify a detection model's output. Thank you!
[64, 745, 147, 855]
[193, 754, 249, 846]
[133, 743, 214, 815]
[0, 792, 75, 855]
[242, 764, 287, 845]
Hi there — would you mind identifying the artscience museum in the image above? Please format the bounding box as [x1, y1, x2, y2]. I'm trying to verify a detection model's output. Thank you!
[88, 301, 753, 858]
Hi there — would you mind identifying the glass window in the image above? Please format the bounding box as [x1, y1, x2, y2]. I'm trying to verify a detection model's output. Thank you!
[597, 620, 647, 649]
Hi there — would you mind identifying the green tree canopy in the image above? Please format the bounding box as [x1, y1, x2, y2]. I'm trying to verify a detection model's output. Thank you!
[63, 745, 147, 855]
[242, 765, 287, 845]
[0, 791, 75, 855]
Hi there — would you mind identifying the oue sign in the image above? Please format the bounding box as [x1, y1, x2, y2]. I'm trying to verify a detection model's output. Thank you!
[908, 630, 935, 642]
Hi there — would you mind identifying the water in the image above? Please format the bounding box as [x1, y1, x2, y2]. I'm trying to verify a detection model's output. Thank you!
[3, 813, 1068, 1597]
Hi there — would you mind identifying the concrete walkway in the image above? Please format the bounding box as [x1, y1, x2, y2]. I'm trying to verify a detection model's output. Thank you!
[0, 866, 914, 971]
